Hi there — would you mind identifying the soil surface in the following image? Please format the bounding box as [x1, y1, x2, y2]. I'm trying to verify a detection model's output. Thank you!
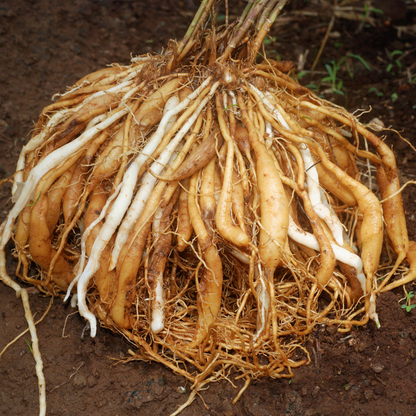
[1, 1, 416, 415]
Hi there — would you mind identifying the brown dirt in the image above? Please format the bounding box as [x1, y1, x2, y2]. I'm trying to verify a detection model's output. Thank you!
[1, 1, 416, 415]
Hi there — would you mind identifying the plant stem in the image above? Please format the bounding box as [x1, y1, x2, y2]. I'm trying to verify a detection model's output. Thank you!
[178, 0, 215, 55]
[236, 0, 260, 31]
[257, 0, 279, 30]
[250, 0, 289, 62]
[219, 0, 269, 64]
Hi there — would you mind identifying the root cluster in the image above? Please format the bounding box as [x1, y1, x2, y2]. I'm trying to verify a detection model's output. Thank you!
[1, 0, 415, 410]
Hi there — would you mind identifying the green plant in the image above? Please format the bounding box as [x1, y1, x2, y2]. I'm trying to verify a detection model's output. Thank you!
[391, 92, 398, 103]
[360, 2, 384, 20]
[401, 291, 416, 312]
[24, 338, 33, 354]
[28, 191, 41, 207]
[359, 2, 384, 29]
[368, 87, 383, 97]
[320, 54, 371, 95]
[263, 35, 277, 45]
[386, 50, 403, 74]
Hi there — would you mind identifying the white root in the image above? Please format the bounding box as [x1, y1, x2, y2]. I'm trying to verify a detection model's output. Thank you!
[0, 249, 46, 416]
[288, 216, 366, 293]
[12, 79, 139, 198]
[151, 280, 165, 334]
[251, 83, 380, 326]
[0, 106, 131, 253]
[109, 77, 213, 268]
[250, 84, 344, 246]
[78, 82, 218, 336]
[82, 79, 133, 105]
[109, 93, 181, 269]
[12, 105, 83, 197]
[254, 264, 270, 341]
[299, 145, 344, 246]
[64, 183, 123, 301]
[110, 80, 218, 270]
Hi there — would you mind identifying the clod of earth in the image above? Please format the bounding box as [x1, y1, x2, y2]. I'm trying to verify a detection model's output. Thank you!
[0, 1, 415, 415]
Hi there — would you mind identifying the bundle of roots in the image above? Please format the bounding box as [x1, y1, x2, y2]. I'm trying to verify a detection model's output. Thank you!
[1, 0, 415, 413]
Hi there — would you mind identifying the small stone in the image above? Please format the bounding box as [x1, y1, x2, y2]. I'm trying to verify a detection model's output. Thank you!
[312, 386, 320, 397]
[354, 341, 368, 353]
[72, 373, 87, 389]
[374, 385, 385, 396]
[399, 331, 408, 339]
[410, 332, 416, 341]
[96, 398, 108, 408]
[326, 325, 337, 335]
[84, 345, 93, 355]
[0, 119, 8, 131]
[285, 391, 303, 416]
[348, 338, 357, 347]
[349, 386, 361, 400]
[371, 363, 384, 373]
[301, 387, 308, 396]
[87, 375, 97, 388]
[94, 342, 105, 357]
[344, 382, 354, 392]
[364, 389, 374, 401]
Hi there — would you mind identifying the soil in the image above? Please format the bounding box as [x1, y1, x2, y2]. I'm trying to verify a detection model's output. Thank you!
[1, 1, 416, 415]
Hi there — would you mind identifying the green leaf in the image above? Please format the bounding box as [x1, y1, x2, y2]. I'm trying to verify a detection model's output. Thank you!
[334, 42, 343, 48]
[368, 87, 383, 97]
[263, 36, 276, 45]
[297, 71, 307, 79]
[224, 104, 239, 111]
[306, 84, 318, 92]
[324, 64, 334, 78]
[24, 338, 33, 354]
[28, 191, 41, 207]
[391, 92, 398, 102]
[349, 54, 371, 71]
[345, 61, 353, 79]
[386, 63, 393, 72]
[371, 7, 384, 14]
[390, 50, 403, 57]
[337, 80, 343, 90]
